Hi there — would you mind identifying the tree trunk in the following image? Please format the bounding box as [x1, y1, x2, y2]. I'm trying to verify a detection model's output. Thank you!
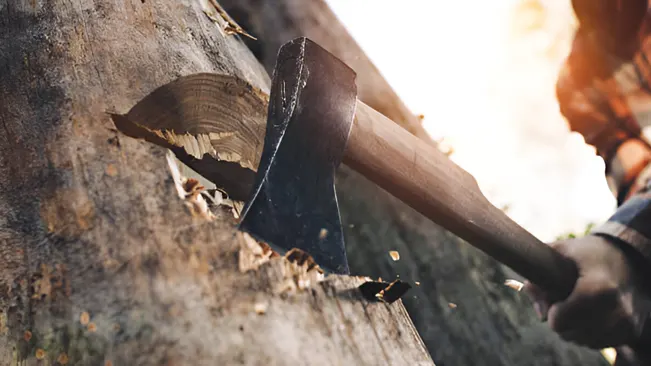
[0, 1, 433, 365]
[218, 1, 611, 365]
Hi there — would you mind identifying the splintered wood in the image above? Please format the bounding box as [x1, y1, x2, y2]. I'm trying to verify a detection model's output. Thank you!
[237, 233, 325, 294]
[238, 232, 277, 272]
[111, 73, 267, 202]
[504, 279, 524, 292]
[167, 151, 216, 221]
[200, 0, 257, 40]
[274, 248, 325, 294]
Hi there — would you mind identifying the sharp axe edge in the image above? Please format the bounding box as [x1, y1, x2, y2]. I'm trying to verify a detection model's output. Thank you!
[238, 37, 358, 275]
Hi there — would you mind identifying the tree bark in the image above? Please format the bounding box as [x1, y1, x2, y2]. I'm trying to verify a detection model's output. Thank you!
[0, 1, 433, 365]
[218, 1, 611, 365]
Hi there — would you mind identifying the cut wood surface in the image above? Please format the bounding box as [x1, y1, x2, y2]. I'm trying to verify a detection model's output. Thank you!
[0, 1, 433, 365]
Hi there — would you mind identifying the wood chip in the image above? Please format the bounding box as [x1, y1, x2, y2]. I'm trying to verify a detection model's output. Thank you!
[57, 353, 69, 365]
[601, 348, 617, 365]
[415, 281, 421, 286]
[504, 279, 524, 292]
[389, 251, 400, 261]
[448, 303, 457, 309]
[318, 228, 328, 240]
[35, 349, 46, 360]
[80, 311, 90, 325]
[254, 302, 267, 315]
[359, 280, 412, 304]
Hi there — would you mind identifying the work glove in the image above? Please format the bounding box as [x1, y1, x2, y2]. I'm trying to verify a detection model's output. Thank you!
[524, 235, 651, 349]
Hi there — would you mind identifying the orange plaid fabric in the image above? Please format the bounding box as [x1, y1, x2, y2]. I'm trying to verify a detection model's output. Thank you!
[558, 16, 651, 254]
[557, 28, 651, 203]
[557, 7, 651, 363]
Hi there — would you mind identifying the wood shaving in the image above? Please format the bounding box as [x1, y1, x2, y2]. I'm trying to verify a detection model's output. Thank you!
[504, 279, 524, 292]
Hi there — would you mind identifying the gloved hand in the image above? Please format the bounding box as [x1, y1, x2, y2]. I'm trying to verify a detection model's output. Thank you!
[524, 235, 651, 349]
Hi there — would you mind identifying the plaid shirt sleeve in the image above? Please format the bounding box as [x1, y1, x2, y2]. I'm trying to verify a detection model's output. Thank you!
[556, 28, 651, 266]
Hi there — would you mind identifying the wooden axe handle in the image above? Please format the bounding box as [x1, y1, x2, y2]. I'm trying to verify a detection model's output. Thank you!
[343, 101, 578, 300]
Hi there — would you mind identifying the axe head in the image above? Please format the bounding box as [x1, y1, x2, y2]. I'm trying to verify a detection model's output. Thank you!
[239, 37, 357, 275]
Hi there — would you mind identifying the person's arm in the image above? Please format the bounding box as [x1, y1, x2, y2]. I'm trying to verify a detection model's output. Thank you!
[527, 20, 651, 358]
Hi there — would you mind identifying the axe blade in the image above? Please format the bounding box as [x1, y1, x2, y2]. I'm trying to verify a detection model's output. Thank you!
[239, 37, 357, 274]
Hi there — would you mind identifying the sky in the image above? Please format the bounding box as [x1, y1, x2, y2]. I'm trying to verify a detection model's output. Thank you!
[325, 0, 617, 242]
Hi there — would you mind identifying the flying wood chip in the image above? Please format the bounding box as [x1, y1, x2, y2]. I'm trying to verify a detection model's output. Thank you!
[389, 251, 400, 261]
[359, 280, 411, 304]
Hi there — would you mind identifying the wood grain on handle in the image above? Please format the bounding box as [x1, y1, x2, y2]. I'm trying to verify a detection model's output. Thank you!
[343, 101, 578, 300]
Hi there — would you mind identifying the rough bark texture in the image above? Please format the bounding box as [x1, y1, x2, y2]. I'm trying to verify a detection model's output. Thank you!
[219, 0, 430, 142]
[0, 1, 433, 365]
[218, 1, 612, 365]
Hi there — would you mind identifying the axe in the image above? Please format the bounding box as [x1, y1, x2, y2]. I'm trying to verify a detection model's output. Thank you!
[239, 37, 579, 300]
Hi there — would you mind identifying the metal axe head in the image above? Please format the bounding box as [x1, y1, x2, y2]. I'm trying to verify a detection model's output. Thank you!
[239, 37, 357, 275]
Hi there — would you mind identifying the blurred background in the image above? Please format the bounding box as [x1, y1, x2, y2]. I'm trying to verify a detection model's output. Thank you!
[326, 0, 617, 242]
